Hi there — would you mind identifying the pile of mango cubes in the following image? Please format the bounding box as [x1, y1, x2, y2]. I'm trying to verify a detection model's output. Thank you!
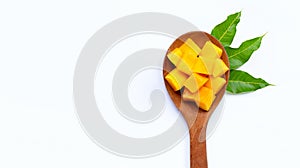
[165, 38, 229, 111]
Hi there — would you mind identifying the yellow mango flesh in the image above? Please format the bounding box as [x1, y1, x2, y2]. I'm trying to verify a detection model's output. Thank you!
[213, 44, 222, 57]
[165, 38, 227, 111]
[176, 51, 197, 75]
[204, 77, 227, 94]
[200, 41, 222, 58]
[185, 38, 201, 54]
[179, 38, 201, 56]
[167, 48, 183, 66]
[183, 87, 215, 111]
[201, 56, 216, 75]
[165, 68, 188, 91]
[194, 87, 216, 111]
[184, 73, 208, 93]
[182, 88, 195, 102]
[213, 58, 229, 77]
[192, 57, 209, 75]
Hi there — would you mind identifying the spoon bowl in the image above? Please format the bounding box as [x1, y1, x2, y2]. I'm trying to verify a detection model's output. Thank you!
[163, 31, 229, 168]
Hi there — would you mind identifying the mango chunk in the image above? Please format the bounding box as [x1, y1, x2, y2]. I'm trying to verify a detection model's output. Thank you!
[179, 38, 201, 57]
[201, 56, 216, 75]
[192, 57, 209, 75]
[165, 39, 227, 111]
[213, 44, 222, 57]
[200, 41, 222, 58]
[194, 87, 215, 111]
[213, 59, 229, 77]
[167, 48, 183, 66]
[165, 68, 188, 91]
[179, 43, 197, 57]
[182, 88, 195, 102]
[184, 73, 208, 93]
[177, 52, 197, 75]
[204, 77, 227, 94]
[185, 38, 201, 54]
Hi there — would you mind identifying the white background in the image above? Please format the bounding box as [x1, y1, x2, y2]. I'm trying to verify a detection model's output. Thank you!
[1, 0, 299, 167]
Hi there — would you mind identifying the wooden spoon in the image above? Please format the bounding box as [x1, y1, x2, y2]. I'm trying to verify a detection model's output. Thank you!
[163, 31, 230, 168]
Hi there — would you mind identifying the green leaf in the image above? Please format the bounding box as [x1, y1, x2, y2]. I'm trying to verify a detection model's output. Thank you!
[211, 11, 241, 47]
[226, 35, 264, 69]
[226, 70, 272, 94]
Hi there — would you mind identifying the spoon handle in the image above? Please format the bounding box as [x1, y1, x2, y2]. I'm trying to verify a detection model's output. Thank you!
[191, 140, 208, 168]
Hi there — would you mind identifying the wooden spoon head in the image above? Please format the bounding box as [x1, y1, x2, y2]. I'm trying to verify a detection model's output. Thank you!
[163, 31, 230, 131]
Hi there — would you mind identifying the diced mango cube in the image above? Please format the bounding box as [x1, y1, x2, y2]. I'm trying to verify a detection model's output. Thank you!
[200, 41, 222, 58]
[204, 77, 227, 94]
[167, 48, 183, 66]
[185, 38, 201, 54]
[213, 59, 229, 77]
[194, 87, 215, 111]
[182, 88, 195, 102]
[165, 68, 188, 91]
[213, 44, 222, 57]
[184, 73, 208, 93]
[201, 56, 216, 75]
[179, 38, 201, 57]
[192, 57, 209, 75]
[177, 52, 197, 75]
[180, 43, 197, 57]
[165, 39, 227, 111]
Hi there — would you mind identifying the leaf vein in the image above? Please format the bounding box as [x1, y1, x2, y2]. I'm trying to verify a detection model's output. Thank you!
[228, 38, 261, 59]
[229, 80, 267, 85]
[219, 13, 241, 41]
